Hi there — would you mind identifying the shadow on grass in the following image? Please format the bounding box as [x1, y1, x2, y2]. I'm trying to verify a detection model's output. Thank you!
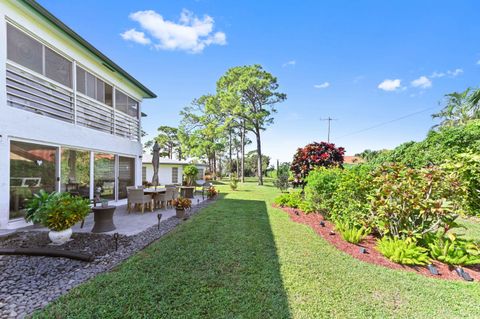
[35, 198, 291, 318]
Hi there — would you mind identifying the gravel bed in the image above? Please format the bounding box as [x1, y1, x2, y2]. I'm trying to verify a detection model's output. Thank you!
[0, 200, 213, 319]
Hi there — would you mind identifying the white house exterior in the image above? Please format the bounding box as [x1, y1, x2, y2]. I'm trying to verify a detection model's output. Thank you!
[142, 155, 207, 186]
[0, 0, 156, 229]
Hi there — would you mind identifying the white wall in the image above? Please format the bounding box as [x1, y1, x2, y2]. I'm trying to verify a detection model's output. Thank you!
[0, 1, 148, 228]
[143, 164, 184, 185]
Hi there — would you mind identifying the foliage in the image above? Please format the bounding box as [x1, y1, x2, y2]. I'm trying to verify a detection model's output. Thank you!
[274, 190, 303, 209]
[432, 88, 480, 128]
[355, 149, 390, 162]
[290, 142, 345, 185]
[376, 237, 430, 266]
[329, 165, 375, 227]
[183, 165, 199, 186]
[426, 233, 480, 266]
[273, 163, 290, 192]
[370, 164, 463, 239]
[41, 193, 91, 231]
[244, 150, 271, 177]
[303, 167, 342, 215]
[207, 186, 218, 199]
[151, 126, 181, 159]
[25, 190, 59, 224]
[443, 152, 480, 216]
[172, 197, 192, 210]
[369, 120, 480, 168]
[335, 222, 369, 244]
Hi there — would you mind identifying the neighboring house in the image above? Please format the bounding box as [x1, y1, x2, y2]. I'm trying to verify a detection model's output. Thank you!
[0, 0, 156, 228]
[142, 154, 207, 185]
[343, 156, 364, 164]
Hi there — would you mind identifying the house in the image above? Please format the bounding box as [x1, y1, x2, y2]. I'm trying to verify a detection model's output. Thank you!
[142, 154, 207, 185]
[0, 0, 156, 229]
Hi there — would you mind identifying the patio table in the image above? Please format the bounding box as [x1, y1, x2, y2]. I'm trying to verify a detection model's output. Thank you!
[144, 187, 167, 209]
[91, 206, 116, 233]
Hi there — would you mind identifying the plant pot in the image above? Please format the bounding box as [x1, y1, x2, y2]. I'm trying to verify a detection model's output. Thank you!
[176, 208, 185, 219]
[48, 228, 72, 245]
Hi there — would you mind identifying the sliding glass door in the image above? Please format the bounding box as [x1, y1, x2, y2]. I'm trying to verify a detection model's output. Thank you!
[9, 141, 57, 219]
[94, 153, 115, 200]
[118, 156, 135, 199]
[61, 148, 90, 198]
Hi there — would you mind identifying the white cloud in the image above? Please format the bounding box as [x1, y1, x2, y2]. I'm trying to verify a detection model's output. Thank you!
[122, 9, 226, 53]
[282, 60, 296, 67]
[314, 82, 330, 89]
[120, 29, 151, 45]
[377, 79, 401, 91]
[430, 68, 463, 78]
[411, 76, 432, 89]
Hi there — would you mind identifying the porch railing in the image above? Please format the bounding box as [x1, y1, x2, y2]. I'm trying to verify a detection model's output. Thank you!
[6, 62, 140, 141]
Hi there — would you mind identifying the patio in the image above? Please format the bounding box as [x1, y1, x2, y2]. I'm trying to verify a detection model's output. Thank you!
[73, 194, 207, 236]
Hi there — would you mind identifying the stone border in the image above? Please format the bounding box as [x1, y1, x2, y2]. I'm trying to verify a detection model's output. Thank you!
[0, 199, 215, 319]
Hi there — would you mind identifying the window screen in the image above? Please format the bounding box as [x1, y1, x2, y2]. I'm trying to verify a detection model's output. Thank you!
[115, 90, 128, 114]
[96, 79, 105, 103]
[105, 83, 113, 106]
[45, 47, 72, 87]
[86, 71, 96, 99]
[76, 66, 86, 94]
[172, 167, 179, 184]
[127, 97, 138, 118]
[7, 24, 43, 74]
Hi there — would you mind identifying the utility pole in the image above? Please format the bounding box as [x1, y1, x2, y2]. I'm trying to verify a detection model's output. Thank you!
[319, 117, 338, 143]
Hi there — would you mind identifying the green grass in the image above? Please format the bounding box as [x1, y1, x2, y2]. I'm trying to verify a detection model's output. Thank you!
[455, 217, 480, 241]
[35, 180, 480, 318]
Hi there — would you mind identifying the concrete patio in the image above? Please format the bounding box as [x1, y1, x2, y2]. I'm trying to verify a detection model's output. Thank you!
[73, 194, 207, 236]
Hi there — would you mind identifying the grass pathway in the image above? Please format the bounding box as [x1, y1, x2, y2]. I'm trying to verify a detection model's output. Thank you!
[35, 181, 480, 318]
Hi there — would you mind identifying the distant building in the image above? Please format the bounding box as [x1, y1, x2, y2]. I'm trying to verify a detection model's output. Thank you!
[343, 156, 364, 164]
[142, 154, 207, 185]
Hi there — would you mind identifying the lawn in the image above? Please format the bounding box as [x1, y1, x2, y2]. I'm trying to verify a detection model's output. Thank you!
[35, 179, 480, 318]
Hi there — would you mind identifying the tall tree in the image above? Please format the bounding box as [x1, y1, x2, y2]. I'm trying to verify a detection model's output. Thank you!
[432, 88, 480, 128]
[217, 64, 286, 185]
[153, 126, 181, 159]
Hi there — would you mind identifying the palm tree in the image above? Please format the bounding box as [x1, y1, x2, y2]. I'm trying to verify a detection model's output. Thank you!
[432, 88, 480, 128]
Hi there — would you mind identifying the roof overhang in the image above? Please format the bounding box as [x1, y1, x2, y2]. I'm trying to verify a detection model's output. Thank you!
[20, 0, 157, 99]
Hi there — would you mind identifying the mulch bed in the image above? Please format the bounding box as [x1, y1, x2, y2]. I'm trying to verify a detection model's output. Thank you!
[278, 205, 480, 282]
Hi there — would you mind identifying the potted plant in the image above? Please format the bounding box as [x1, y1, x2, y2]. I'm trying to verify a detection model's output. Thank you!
[25, 192, 91, 245]
[183, 165, 199, 186]
[172, 197, 192, 219]
[207, 186, 218, 199]
[25, 190, 59, 226]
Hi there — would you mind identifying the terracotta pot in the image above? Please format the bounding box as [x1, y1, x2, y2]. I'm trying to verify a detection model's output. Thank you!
[176, 208, 185, 219]
[48, 228, 72, 245]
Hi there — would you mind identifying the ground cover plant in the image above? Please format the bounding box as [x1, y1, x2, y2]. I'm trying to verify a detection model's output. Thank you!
[35, 179, 480, 318]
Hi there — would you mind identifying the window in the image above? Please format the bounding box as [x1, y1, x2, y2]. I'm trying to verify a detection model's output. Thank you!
[7, 24, 72, 88]
[94, 153, 115, 200]
[116, 90, 139, 118]
[7, 24, 43, 74]
[118, 157, 135, 199]
[61, 149, 90, 198]
[127, 97, 138, 117]
[104, 83, 113, 106]
[142, 166, 147, 182]
[9, 141, 57, 220]
[85, 71, 96, 99]
[96, 79, 105, 104]
[197, 169, 204, 180]
[45, 47, 72, 87]
[76, 66, 113, 106]
[172, 167, 179, 184]
[76, 67, 86, 94]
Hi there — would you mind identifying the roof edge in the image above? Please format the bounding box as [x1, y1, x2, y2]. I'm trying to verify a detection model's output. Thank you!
[20, 0, 157, 98]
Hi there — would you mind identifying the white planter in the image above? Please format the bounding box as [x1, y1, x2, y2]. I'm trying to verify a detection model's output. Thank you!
[48, 228, 73, 245]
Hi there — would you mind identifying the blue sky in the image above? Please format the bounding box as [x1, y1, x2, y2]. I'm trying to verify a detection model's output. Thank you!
[40, 0, 480, 162]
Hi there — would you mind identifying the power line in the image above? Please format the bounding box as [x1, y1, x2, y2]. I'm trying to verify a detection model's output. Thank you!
[319, 117, 338, 142]
[336, 106, 437, 140]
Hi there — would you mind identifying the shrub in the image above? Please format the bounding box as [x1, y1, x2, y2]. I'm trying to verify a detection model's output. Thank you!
[290, 142, 344, 185]
[273, 163, 291, 192]
[274, 190, 303, 209]
[25, 190, 60, 224]
[230, 176, 239, 191]
[42, 193, 91, 231]
[303, 167, 342, 215]
[427, 233, 480, 266]
[172, 197, 192, 210]
[370, 163, 464, 239]
[329, 165, 375, 227]
[335, 222, 369, 244]
[207, 186, 218, 199]
[443, 152, 480, 216]
[377, 237, 430, 266]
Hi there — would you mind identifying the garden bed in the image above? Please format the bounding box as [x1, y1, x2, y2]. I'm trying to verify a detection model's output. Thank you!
[279, 205, 480, 281]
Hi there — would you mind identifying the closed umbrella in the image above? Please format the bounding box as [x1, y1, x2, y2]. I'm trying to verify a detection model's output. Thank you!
[152, 141, 160, 188]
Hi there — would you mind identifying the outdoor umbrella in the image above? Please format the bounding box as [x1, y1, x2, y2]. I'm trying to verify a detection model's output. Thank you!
[152, 141, 160, 188]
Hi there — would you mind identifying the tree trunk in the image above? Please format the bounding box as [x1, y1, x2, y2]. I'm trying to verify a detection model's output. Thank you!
[229, 129, 232, 178]
[213, 152, 217, 180]
[255, 125, 263, 185]
[241, 120, 245, 183]
[236, 147, 240, 178]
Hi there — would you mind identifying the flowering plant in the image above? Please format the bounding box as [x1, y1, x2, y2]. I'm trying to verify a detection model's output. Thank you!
[207, 186, 218, 199]
[172, 197, 192, 210]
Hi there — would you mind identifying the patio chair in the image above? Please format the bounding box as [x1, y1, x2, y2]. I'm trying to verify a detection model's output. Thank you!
[127, 189, 153, 213]
[164, 187, 175, 208]
[153, 192, 167, 210]
[201, 182, 212, 200]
